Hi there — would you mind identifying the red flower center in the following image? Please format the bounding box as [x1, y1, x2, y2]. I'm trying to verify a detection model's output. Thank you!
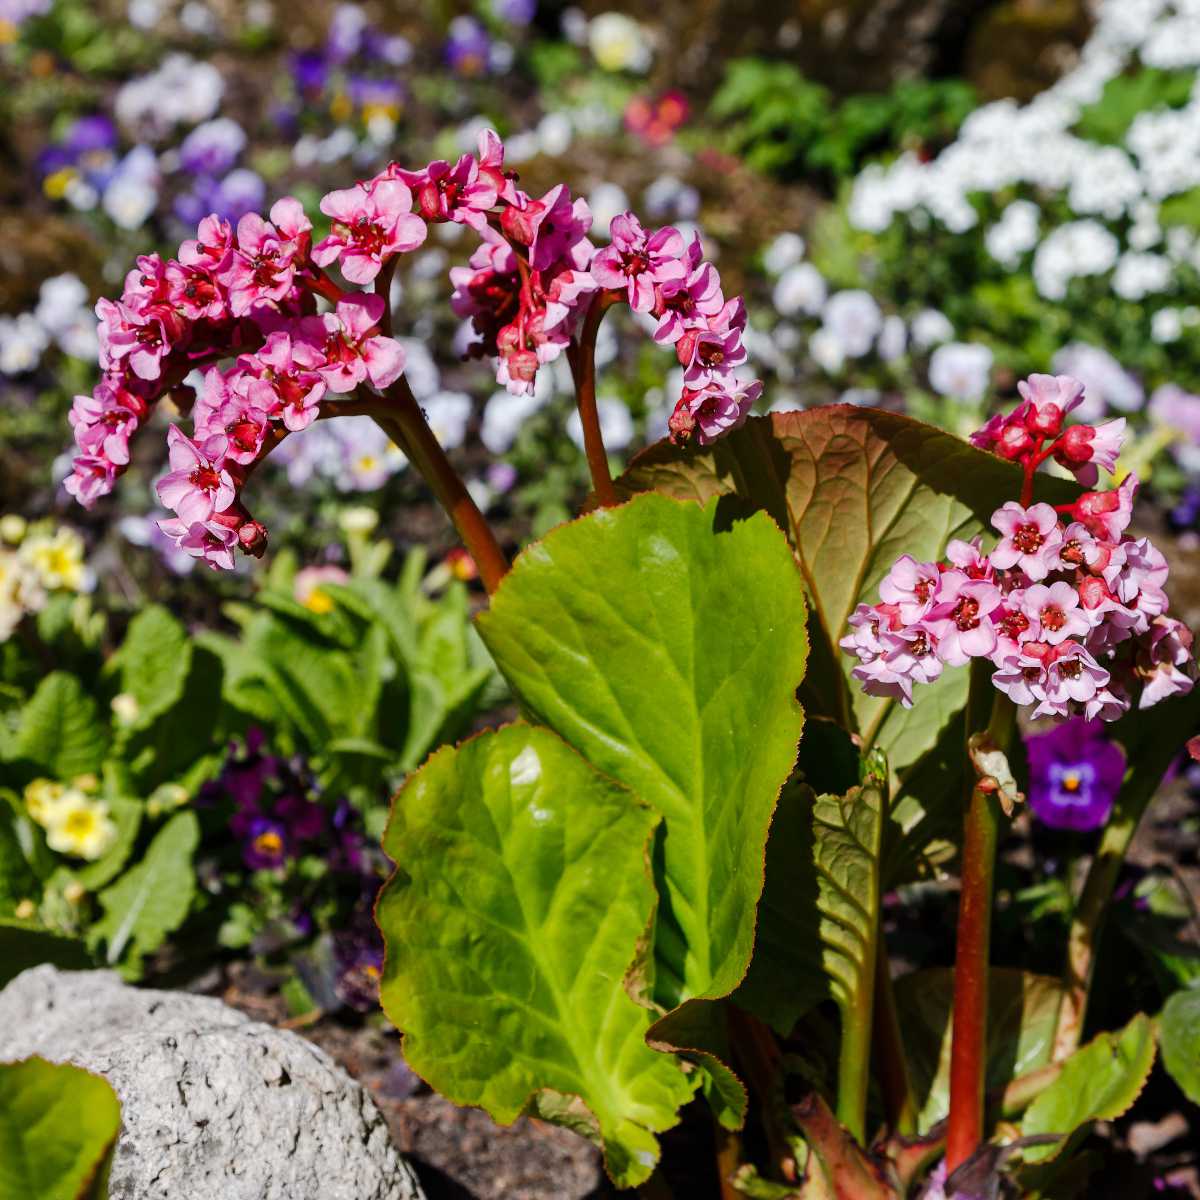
[1012, 523, 1044, 554]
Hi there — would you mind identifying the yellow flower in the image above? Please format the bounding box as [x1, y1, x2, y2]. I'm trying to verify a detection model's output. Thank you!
[19, 527, 87, 592]
[24, 778, 67, 826]
[44, 794, 118, 861]
[588, 12, 652, 73]
[0, 514, 26, 544]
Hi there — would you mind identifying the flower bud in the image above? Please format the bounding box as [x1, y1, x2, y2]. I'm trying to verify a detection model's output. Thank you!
[500, 202, 539, 246]
[996, 422, 1034, 460]
[1054, 424, 1095, 466]
[238, 520, 269, 558]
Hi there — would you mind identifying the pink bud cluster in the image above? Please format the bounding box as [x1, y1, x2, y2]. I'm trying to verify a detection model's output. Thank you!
[841, 375, 1196, 721]
[66, 131, 760, 570]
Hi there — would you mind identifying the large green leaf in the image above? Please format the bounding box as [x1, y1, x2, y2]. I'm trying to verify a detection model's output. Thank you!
[736, 777, 884, 1047]
[1021, 1013, 1156, 1162]
[0, 1057, 120, 1200]
[112, 604, 190, 729]
[90, 810, 198, 975]
[1160, 988, 1200, 1106]
[0, 920, 91, 989]
[477, 493, 808, 1009]
[895, 967, 1065, 1131]
[13, 673, 107, 781]
[617, 409, 1071, 787]
[377, 724, 697, 1189]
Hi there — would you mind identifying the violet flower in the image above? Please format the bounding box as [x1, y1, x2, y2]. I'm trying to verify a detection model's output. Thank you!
[1025, 718, 1125, 831]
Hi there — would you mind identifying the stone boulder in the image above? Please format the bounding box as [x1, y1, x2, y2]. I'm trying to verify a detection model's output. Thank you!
[0, 965, 425, 1200]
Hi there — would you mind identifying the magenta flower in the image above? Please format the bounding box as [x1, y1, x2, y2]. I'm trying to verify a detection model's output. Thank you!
[63, 455, 117, 509]
[1068, 475, 1138, 542]
[653, 259, 724, 345]
[927, 573, 1002, 665]
[178, 213, 234, 272]
[317, 295, 405, 393]
[313, 178, 427, 284]
[155, 425, 237, 526]
[591, 212, 687, 312]
[475, 129, 522, 207]
[1139, 616, 1196, 707]
[69, 378, 146, 466]
[157, 517, 239, 571]
[96, 298, 177, 381]
[1034, 644, 1110, 717]
[1016, 373, 1085, 435]
[677, 326, 747, 386]
[210, 388, 273, 466]
[1055, 418, 1126, 487]
[992, 654, 1049, 707]
[501, 184, 593, 272]
[221, 197, 312, 316]
[989, 502, 1063, 581]
[1025, 719, 1125, 831]
[245, 330, 327, 432]
[878, 556, 941, 624]
[390, 151, 498, 228]
[667, 378, 759, 446]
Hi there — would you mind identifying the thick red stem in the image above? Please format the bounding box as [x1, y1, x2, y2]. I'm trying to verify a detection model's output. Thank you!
[569, 289, 621, 508]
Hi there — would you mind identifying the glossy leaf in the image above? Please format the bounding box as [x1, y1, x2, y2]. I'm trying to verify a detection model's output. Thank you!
[1160, 988, 1200, 1106]
[0, 1057, 120, 1200]
[91, 811, 198, 975]
[13, 673, 107, 781]
[478, 493, 808, 1009]
[1021, 1013, 1156, 1162]
[377, 725, 697, 1189]
[895, 967, 1065, 1131]
[737, 778, 884, 1044]
[617, 409, 1072, 822]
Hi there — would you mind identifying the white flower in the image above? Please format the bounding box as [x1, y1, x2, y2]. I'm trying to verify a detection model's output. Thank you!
[537, 112, 574, 157]
[589, 183, 631, 236]
[928, 342, 993, 403]
[588, 12, 652, 73]
[398, 339, 440, 400]
[644, 175, 700, 221]
[1052, 343, 1144, 415]
[423, 392, 473, 450]
[772, 263, 827, 318]
[0, 313, 50, 376]
[1152, 307, 1183, 343]
[1032, 221, 1119, 300]
[103, 173, 159, 229]
[762, 232, 806, 277]
[34, 274, 88, 334]
[877, 315, 907, 362]
[481, 389, 544, 453]
[114, 54, 223, 134]
[567, 397, 634, 451]
[910, 308, 954, 349]
[1111, 251, 1172, 300]
[809, 327, 845, 374]
[984, 200, 1040, 268]
[821, 290, 882, 358]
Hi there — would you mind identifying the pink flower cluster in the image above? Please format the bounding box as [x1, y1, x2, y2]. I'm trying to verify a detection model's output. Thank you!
[66, 131, 760, 570]
[841, 375, 1195, 720]
[447, 163, 759, 444]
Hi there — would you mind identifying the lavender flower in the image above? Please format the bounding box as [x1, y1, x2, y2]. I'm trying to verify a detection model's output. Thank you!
[444, 16, 491, 75]
[179, 118, 247, 177]
[1025, 719, 1125, 831]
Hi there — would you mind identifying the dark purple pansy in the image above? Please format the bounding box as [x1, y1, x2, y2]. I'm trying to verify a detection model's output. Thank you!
[242, 816, 291, 870]
[333, 921, 384, 1011]
[1025, 718, 1125, 832]
[290, 49, 331, 95]
[275, 793, 326, 841]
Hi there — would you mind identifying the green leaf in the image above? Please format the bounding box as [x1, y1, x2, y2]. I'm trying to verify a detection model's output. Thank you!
[112, 604, 190, 729]
[895, 967, 1065, 1131]
[377, 724, 697, 1188]
[91, 811, 198, 975]
[0, 920, 91, 989]
[617, 409, 1072, 877]
[0, 1057, 120, 1200]
[0, 806, 38, 917]
[477, 493, 808, 1009]
[1021, 1013, 1156, 1162]
[736, 778, 884, 1049]
[1160, 988, 1200, 1105]
[13, 673, 107, 780]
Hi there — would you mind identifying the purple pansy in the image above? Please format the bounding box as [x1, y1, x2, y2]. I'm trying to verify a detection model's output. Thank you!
[1025, 718, 1125, 831]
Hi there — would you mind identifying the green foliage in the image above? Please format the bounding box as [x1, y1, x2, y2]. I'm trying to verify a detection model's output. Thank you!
[1160, 988, 1200, 1105]
[1021, 1014, 1157, 1163]
[478, 493, 808, 1009]
[711, 58, 975, 182]
[378, 724, 698, 1189]
[0, 920, 90, 989]
[89, 810, 199, 975]
[0, 1057, 120, 1200]
[11, 673, 107, 781]
[895, 967, 1065, 1131]
[1074, 67, 1196, 145]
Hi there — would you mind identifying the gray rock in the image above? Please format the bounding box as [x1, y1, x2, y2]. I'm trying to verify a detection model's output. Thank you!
[0, 965, 425, 1200]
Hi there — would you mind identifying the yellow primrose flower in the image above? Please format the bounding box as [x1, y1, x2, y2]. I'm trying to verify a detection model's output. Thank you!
[24, 778, 67, 826]
[44, 795, 118, 861]
[0, 514, 26, 544]
[19, 527, 87, 592]
[0, 550, 29, 641]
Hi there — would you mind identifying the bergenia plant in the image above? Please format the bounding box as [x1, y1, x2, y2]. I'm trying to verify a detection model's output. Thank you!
[65, 136, 1200, 1198]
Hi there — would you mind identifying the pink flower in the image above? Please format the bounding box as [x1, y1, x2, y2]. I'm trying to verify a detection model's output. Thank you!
[96, 298, 180, 381]
[878, 556, 941, 624]
[64, 456, 117, 508]
[475, 129, 523, 207]
[945, 536, 993, 580]
[992, 654, 1048, 707]
[989, 502, 1063, 582]
[677, 326, 747, 386]
[244, 330, 328, 432]
[209, 386, 273, 466]
[652, 260, 724, 345]
[501, 185, 593, 272]
[390, 147, 499, 228]
[1105, 536, 1169, 607]
[313, 178, 427, 284]
[667, 378, 760, 446]
[543, 269, 599, 333]
[1016, 373, 1085, 436]
[165, 259, 227, 321]
[1139, 616, 1196, 708]
[839, 602, 899, 660]
[591, 213, 687, 312]
[155, 425, 237, 526]
[928, 573, 1002, 665]
[1054, 418, 1126, 488]
[1068, 475, 1138, 542]
[157, 517, 238, 571]
[221, 197, 312, 316]
[1018, 581, 1092, 645]
[317, 295, 405, 393]
[69, 378, 147, 467]
[121, 254, 170, 311]
[178, 213, 234, 272]
[1034, 643, 1110, 717]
